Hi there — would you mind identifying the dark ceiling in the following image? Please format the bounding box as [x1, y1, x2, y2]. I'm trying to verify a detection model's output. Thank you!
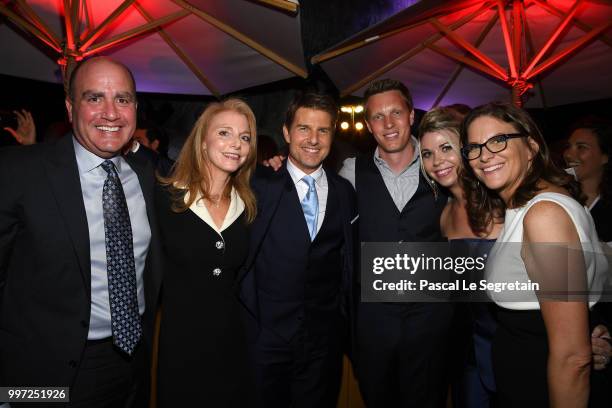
[299, 0, 422, 63]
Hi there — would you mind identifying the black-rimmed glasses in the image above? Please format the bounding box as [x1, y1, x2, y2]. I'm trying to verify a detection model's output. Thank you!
[461, 133, 527, 160]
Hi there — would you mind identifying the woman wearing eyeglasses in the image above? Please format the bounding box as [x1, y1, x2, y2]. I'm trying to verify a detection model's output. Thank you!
[460, 102, 607, 408]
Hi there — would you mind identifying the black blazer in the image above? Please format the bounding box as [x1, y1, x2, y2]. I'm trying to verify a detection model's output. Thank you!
[238, 164, 357, 342]
[0, 135, 162, 388]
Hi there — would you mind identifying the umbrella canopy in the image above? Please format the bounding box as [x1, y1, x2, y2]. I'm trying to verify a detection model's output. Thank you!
[0, 0, 306, 96]
[313, 0, 612, 108]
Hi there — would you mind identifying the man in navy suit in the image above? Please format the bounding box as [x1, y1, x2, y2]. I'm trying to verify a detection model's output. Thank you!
[0, 57, 161, 407]
[240, 92, 356, 408]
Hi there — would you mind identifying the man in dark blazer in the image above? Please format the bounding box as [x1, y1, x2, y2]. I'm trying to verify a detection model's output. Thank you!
[240, 92, 356, 408]
[0, 57, 161, 407]
[338, 79, 452, 408]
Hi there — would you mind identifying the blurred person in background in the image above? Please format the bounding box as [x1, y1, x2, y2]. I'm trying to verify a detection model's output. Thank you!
[131, 125, 174, 176]
[563, 117, 612, 243]
[2, 109, 36, 145]
[256, 133, 278, 165]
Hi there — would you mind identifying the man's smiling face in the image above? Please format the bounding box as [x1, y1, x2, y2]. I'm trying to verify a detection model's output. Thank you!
[283, 107, 333, 174]
[66, 58, 137, 158]
[365, 90, 414, 155]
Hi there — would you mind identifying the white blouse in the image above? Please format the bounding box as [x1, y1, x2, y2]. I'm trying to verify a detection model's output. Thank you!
[486, 192, 607, 310]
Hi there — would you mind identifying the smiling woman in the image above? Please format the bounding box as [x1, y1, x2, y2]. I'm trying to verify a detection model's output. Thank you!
[419, 107, 503, 408]
[563, 118, 612, 243]
[154, 98, 258, 407]
[460, 102, 608, 408]
[459, 102, 580, 237]
[419, 107, 463, 198]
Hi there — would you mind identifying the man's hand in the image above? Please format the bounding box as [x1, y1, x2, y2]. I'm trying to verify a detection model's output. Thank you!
[591, 324, 611, 370]
[4, 109, 36, 145]
[262, 155, 285, 171]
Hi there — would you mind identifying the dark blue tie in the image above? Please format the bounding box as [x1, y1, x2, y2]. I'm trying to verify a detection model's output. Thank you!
[101, 160, 142, 355]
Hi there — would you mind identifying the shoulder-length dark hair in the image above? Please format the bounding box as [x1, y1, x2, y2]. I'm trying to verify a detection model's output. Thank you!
[159, 98, 258, 223]
[568, 116, 612, 205]
[460, 101, 582, 236]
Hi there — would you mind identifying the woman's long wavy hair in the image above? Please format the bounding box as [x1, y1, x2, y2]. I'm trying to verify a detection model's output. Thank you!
[460, 102, 582, 236]
[159, 98, 258, 223]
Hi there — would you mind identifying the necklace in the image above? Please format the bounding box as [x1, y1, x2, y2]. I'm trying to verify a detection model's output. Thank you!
[207, 195, 221, 208]
[206, 193, 226, 209]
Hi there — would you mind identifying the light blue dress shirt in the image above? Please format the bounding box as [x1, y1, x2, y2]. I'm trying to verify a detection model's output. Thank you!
[73, 138, 150, 340]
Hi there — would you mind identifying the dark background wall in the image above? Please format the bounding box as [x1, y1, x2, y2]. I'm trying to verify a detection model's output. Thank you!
[1, 71, 610, 162]
[1, 0, 610, 158]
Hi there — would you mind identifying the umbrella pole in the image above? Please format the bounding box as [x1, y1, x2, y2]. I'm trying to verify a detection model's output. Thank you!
[60, 56, 80, 97]
[511, 84, 522, 107]
[510, 78, 535, 108]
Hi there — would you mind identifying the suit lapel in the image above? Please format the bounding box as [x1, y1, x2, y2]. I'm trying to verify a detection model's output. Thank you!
[43, 135, 91, 296]
[124, 152, 162, 314]
[328, 173, 354, 292]
[327, 174, 349, 240]
[240, 165, 290, 280]
[124, 152, 154, 224]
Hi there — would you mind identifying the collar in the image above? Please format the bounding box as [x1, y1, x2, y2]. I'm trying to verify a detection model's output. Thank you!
[188, 187, 245, 234]
[131, 140, 141, 153]
[73, 136, 123, 175]
[373, 135, 420, 172]
[286, 156, 324, 186]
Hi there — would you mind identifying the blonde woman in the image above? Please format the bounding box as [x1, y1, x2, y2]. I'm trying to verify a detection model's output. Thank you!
[419, 107, 502, 407]
[155, 98, 257, 407]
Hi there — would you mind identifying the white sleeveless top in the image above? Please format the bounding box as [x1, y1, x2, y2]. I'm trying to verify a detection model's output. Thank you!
[486, 192, 607, 310]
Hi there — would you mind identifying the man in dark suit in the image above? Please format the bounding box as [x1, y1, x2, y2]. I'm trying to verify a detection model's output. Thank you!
[240, 92, 356, 408]
[338, 79, 452, 408]
[0, 57, 161, 407]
